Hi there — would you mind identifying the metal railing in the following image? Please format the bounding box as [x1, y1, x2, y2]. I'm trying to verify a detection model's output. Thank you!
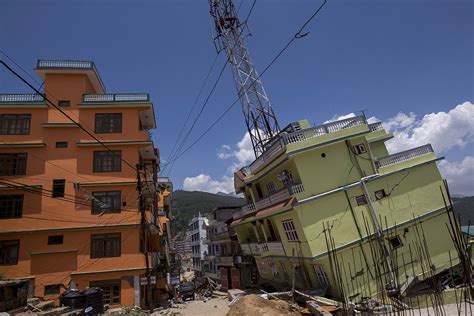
[243, 116, 367, 174]
[83, 93, 149, 103]
[369, 122, 384, 132]
[37, 59, 94, 69]
[376, 144, 434, 168]
[0, 94, 44, 103]
[157, 177, 172, 183]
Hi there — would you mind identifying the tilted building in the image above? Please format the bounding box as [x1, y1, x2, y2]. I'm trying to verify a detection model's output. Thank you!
[231, 116, 457, 298]
[0, 59, 172, 307]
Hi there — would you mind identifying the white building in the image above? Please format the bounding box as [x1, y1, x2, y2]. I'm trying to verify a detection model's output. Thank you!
[188, 213, 209, 277]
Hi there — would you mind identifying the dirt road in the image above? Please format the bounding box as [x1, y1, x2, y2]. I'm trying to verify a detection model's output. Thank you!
[165, 297, 230, 316]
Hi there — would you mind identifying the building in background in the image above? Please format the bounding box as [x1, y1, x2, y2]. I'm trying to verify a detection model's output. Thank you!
[231, 116, 458, 299]
[188, 214, 208, 277]
[0, 59, 171, 308]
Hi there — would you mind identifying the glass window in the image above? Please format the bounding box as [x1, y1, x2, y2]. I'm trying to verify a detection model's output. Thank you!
[92, 191, 121, 214]
[93, 150, 121, 172]
[0, 239, 20, 265]
[0, 195, 23, 219]
[90, 279, 120, 304]
[91, 233, 121, 258]
[0, 153, 27, 176]
[0, 114, 31, 135]
[95, 113, 122, 133]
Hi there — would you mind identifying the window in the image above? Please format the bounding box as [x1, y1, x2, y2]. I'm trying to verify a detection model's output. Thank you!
[91, 233, 121, 258]
[0, 195, 23, 219]
[353, 144, 367, 155]
[355, 195, 367, 206]
[266, 182, 276, 195]
[58, 100, 70, 107]
[48, 235, 64, 245]
[312, 264, 330, 287]
[0, 239, 19, 265]
[95, 113, 122, 134]
[267, 219, 278, 241]
[0, 114, 31, 135]
[0, 153, 27, 176]
[52, 180, 65, 198]
[269, 261, 279, 278]
[255, 183, 263, 199]
[90, 279, 120, 304]
[44, 284, 61, 295]
[388, 236, 403, 249]
[92, 191, 121, 214]
[55, 141, 68, 148]
[93, 150, 121, 172]
[282, 220, 299, 241]
[374, 189, 387, 200]
[280, 262, 289, 280]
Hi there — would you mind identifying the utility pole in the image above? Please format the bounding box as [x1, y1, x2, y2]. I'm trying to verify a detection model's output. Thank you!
[137, 163, 154, 310]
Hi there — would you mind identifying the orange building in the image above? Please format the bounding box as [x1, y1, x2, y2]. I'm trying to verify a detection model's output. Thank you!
[0, 60, 172, 308]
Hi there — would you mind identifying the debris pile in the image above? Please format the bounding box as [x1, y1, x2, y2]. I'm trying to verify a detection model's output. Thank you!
[227, 294, 298, 316]
[194, 277, 219, 301]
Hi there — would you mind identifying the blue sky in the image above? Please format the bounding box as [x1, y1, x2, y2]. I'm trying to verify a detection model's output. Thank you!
[1, 0, 473, 195]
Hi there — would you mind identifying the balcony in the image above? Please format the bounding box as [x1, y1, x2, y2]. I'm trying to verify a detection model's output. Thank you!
[0, 94, 44, 103]
[240, 241, 285, 257]
[369, 122, 384, 132]
[236, 183, 304, 219]
[375, 144, 434, 169]
[243, 116, 367, 175]
[83, 93, 150, 103]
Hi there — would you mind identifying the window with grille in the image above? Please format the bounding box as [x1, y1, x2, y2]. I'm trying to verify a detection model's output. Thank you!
[388, 236, 403, 249]
[92, 191, 121, 214]
[91, 233, 121, 258]
[95, 113, 122, 133]
[0, 195, 23, 219]
[44, 284, 61, 295]
[93, 150, 121, 172]
[266, 182, 276, 195]
[312, 264, 330, 287]
[52, 179, 65, 198]
[374, 189, 387, 200]
[0, 239, 20, 265]
[90, 279, 120, 304]
[355, 195, 367, 206]
[0, 114, 31, 135]
[0, 153, 27, 176]
[282, 220, 299, 241]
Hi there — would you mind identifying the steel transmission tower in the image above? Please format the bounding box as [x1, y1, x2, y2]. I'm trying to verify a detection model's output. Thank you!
[209, 0, 281, 158]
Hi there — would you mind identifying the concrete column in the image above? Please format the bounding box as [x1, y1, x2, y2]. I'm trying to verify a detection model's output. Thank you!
[133, 276, 140, 307]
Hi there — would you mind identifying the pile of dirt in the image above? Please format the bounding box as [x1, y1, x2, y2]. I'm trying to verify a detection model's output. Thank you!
[227, 294, 298, 316]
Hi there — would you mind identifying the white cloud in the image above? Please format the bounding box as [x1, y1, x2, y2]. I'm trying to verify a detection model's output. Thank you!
[385, 102, 474, 154]
[324, 112, 356, 123]
[182, 174, 234, 194]
[438, 157, 474, 197]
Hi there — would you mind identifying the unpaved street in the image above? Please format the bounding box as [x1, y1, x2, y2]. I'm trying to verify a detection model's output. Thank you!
[164, 297, 230, 316]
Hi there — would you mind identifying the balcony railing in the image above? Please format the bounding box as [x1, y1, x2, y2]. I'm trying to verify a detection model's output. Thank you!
[236, 183, 304, 219]
[369, 122, 384, 132]
[375, 144, 434, 168]
[83, 93, 149, 103]
[37, 60, 94, 69]
[243, 116, 367, 174]
[0, 94, 44, 103]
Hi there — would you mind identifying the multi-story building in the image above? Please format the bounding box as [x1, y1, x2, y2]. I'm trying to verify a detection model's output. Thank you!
[188, 214, 208, 277]
[0, 59, 171, 308]
[204, 206, 255, 289]
[231, 116, 458, 299]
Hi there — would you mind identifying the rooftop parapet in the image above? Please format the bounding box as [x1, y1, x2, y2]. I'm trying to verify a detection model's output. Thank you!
[83, 93, 150, 103]
[0, 94, 44, 103]
[375, 144, 435, 171]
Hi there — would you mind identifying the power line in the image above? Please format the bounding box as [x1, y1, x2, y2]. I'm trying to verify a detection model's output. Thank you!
[163, 0, 328, 168]
[0, 60, 140, 173]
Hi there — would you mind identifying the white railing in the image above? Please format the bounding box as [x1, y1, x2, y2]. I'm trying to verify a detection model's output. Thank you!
[241, 241, 285, 256]
[157, 177, 172, 184]
[289, 183, 305, 195]
[38, 60, 93, 69]
[369, 122, 384, 132]
[0, 94, 44, 103]
[376, 144, 434, 168]
[242, 116, 367, 175]
[83, 93, 149, 102]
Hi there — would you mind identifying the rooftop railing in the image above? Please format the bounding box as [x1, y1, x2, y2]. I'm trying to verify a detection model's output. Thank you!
[83, 93, 149, 103]
[375, 144, 434, 168]
[0, 94, 44, 103]
[369, 122, 384, 132]
[157, 177, 172, 183]
[37, 60, 94, 69]
[244, 116, 367, 174]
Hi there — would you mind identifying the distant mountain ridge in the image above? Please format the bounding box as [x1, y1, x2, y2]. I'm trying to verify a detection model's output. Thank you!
[171, 190, 245, 234]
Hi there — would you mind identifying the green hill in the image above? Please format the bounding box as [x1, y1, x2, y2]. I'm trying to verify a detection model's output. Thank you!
[453, 196, 474, 226]
[170, 190, 245, 234]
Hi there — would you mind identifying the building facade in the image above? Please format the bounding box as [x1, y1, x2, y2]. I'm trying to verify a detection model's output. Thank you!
[188, 214, 208, 277]
[231, 116, 458, 299]
[0, 59, 171, 308]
